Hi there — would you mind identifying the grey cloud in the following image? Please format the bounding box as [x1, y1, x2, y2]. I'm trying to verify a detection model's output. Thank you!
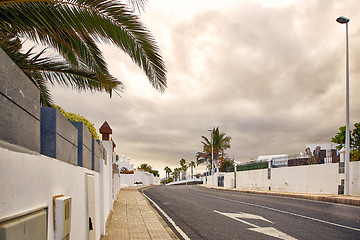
[49, 0, 360, 176]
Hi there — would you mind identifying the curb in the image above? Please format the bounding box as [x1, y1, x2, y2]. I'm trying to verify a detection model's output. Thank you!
[200, 185, 360, 206]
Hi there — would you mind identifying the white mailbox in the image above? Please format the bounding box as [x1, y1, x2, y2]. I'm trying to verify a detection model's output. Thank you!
[54, 196, 71, 240]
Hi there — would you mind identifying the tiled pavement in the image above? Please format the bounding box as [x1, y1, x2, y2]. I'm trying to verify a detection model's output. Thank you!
[101, 186, 179, 240]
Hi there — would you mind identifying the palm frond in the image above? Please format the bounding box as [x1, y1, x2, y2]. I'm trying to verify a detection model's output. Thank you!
[0, 0, 167, 93]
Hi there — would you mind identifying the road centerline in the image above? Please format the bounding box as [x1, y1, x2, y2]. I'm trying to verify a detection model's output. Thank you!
[200, 193, 360, 232]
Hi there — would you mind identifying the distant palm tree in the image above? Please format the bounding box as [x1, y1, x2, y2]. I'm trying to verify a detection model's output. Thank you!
[164, 166, 172, 184]
[189, 161, 196, 179]
[138, 163, 152, 171]
[172, 168, 180, 182]
[0, 0, 166, 105]
[198, 127, 231, 170]
[180, 158, 187, 180]
[181, 164, 188, 180]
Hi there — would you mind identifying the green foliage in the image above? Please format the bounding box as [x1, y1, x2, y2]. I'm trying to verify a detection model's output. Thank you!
[180, 158, 186, 166]
[149, 170, 159, 177]
[0, 0, 166, 105]
[161, 177, 173, 184]
[237, 161, 268, 172]
[172, 168, 181, 181]
[138, 163, 159, 177]
[197, 127, 231, 168]
[138, 163, 152, 171]
[53, 105, 99, 140]
[331, 122, 360, 150]
[194, 173, 201, 178]
[351, 149, 360, 162]
[219, 157, 234, 172]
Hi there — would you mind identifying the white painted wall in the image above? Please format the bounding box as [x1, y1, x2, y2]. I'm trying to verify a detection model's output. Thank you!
[0, 145, 101, 240]
[153, 176, 160, 185]
[350, 161, 360, 195]
[202, 162, 360, 195]
[134, 170, 152, 185]
[100, 140, 113, 236]
[236, 169, 269, 191]
[120, 174, 135, 187]
[224, 172, 234, 189]
[271, 163, 340, 193]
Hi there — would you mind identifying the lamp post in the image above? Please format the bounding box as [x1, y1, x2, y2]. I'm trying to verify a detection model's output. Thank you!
[336, 16, 350, 196]
[208, 129, 214, 177]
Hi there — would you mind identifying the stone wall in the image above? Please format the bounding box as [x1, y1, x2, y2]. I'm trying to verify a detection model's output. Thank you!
[0, 48, 40, 152]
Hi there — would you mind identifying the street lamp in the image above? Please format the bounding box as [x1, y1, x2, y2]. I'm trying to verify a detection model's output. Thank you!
[208, 129, 214, 177]
[336, 16, 350, 195]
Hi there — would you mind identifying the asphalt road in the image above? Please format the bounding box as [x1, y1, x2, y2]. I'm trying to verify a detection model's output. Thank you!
[142, 185, 360, 240]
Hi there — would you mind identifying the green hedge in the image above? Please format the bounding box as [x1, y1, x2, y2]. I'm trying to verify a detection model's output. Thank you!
[237, 161, 268, 171]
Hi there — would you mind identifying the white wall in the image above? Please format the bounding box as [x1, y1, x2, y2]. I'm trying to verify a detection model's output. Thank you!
[0, 145, 101, 240]
[271, 163, 340, 193]
[350, 161, 360, 195]
[100, 140, 113, 236]
[204, 162, 360, 195]
[224, 172, 234, 189]
[120, 174, 135, 187]
[134, 170, 152, 185]
[153, 176, 160, 185]
[236, 169, 269, 191]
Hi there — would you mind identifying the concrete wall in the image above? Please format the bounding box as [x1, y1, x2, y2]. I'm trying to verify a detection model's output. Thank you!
[99, 141, 113, 236]
[0, 48, 40, 152]
[236, 169, 269, 191]
[120, 174, 135, 187]
[153, 176, 160, 185]
[203, 162, 360, 195]
[224, 172, 234, 189]
[40, 107, 78, 165]
[0, 143, 101, 240]
[271, 163, 340, 193]
[350, 161, 360, 195]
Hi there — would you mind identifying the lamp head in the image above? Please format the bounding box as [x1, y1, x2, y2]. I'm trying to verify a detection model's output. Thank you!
[336, 16, 350, 24]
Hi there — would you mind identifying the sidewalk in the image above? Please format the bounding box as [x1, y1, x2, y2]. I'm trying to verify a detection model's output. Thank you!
[101, 186, 178, 240]
[201, 185, 360, 206]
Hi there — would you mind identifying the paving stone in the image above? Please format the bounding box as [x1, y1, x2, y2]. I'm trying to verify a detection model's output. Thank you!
[101, 186, 179, 240]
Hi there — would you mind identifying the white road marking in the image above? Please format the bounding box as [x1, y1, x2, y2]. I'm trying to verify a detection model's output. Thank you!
[250, 227, 297, 240]
[214, 210, 297, 240]
[214, 210, 273, 224]
[142, 192, 191, 240]
[201, 193, 360, 232]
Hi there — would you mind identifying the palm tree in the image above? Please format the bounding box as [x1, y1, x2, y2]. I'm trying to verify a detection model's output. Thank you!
[189, 161, 196, 179]
[164, 166, 172, 184]
[172, 168, 180, 182]
[0, 0, 166, 105]
[179, 158, 187, 180]
[181, 164, 188, 181]
[198, 127, 231, 170]
[138, 163, 152, 172]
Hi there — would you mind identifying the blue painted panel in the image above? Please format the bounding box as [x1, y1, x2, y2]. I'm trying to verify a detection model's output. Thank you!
[71, 122, 83, 167]
[40, 107, 56, 158]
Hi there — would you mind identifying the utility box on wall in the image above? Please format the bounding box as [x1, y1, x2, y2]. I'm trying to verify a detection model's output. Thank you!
[0, 208, 47, 240]
[54, 196, 71, 240]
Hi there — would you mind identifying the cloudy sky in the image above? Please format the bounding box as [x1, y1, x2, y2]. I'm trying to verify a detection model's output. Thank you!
[49, 0, 360, 177]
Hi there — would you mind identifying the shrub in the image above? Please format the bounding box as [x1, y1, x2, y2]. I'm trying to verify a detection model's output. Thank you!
[237, 161, 268, 171]
[53, 105, 99, 139]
